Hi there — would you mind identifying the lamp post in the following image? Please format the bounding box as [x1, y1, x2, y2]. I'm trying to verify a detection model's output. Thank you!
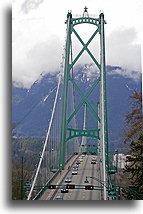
[84, 176, 89, 183]
[84, 176, 107, 187]
[84, 176, 109, 200]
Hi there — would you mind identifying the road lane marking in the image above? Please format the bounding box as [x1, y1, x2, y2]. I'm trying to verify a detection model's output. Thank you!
[82, 192, 86, 199]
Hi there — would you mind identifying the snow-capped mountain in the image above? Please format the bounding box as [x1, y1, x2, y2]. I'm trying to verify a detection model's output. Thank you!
[12, 65, 142, 149]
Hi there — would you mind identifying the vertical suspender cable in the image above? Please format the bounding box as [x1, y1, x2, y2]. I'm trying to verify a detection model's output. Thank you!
[27, 72, 62, 200]
[70, 40, 78, 152]
[100, 12, 107, 200]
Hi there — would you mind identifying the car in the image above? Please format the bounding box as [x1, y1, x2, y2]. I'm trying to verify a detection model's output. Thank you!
[72, 166, 78, 170]
[91, 160, 96, 164]
[79, 155, 84, 158]
[76, 160, 80, 165]
[73, 165, 78, 168]
[61, 187, 69, 193]
[82, 152, 86, 155]
[79, 158, 83, 162]
[65, 177, 72, 183]
[55, 196, 64, 200]
[72, 170, 78, 175]
[91, 152, 96, 155]
[74, 152, 78, 155]
[92, 157, 97, 161]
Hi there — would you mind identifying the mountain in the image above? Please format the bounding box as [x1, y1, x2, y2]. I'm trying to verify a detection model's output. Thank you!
[12, 72, 58, 136]
[12, 65, 142, 149]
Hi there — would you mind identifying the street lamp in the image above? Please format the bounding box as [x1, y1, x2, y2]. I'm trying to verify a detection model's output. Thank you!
[84, 176, 106, 187]
[84, 176, 89, 183]
[84, 176, 115, 200]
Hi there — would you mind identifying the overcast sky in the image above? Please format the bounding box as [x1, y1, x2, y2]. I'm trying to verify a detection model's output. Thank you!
[12, 0, 142, 88]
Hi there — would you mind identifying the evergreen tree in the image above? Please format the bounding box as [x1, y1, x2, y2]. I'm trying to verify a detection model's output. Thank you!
[123, 90, 143, 199]
[12, 159, 32, 200]
[124, 90, 142, 143]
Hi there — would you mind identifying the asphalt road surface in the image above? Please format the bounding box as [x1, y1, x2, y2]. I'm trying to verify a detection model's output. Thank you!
[52, 155, 101, 200]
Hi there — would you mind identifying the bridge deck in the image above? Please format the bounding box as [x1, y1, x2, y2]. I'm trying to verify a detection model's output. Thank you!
[40, 155, 101, 200]
[39, 155, 78, 200]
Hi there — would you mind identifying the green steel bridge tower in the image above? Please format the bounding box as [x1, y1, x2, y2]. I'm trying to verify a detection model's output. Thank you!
[59, 7, 108, 200]
[26, 8, 143, 201]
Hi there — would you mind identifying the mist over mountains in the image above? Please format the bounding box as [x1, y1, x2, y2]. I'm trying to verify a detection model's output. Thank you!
[12, 65, 142, 149]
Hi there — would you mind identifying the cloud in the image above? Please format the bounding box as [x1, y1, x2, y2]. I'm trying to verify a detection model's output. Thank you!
[12, 35, 63, 88]
[21, 0, 44, 14]
[106, 27, 141, 73]
[71, 26, 141, 81]
[12, 0, 142, 89]
[108, 68, 141, 81]
[12, 27, 141, 88]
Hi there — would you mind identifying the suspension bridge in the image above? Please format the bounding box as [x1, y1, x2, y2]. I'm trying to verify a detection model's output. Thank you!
[18, 7, 129, 200]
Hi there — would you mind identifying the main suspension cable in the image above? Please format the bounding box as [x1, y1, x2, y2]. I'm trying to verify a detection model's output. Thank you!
[27, 72, 62, 200]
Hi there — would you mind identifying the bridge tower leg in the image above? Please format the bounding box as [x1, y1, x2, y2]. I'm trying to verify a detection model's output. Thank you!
[59, 12, 72, 170]
[99, 12, 108, 200]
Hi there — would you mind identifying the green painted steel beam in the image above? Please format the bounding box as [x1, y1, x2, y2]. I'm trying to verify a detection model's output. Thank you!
[59, 13, 72, 170]
[69, 48, 85, 70]
[72, 17, 99, 27]
[67, 76, 101, 124]
[99, 12, 108, 200]
[66, 134, 100, 142]
[67, 128, 99, 132]
[70, 77, 100, 121]
[72, 28, 100, 69]
[70, 28, 100, 70]
[67, 127, 100, 141]
[100, 13, 108, 170]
